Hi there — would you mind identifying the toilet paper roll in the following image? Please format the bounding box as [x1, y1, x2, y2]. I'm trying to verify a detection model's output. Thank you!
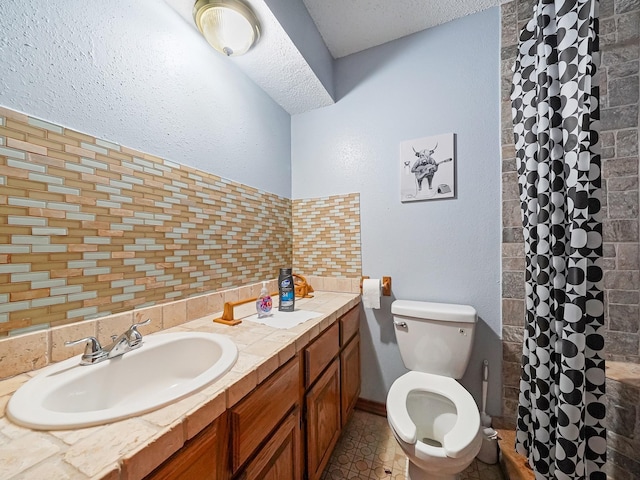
[362, 278, 381, 309]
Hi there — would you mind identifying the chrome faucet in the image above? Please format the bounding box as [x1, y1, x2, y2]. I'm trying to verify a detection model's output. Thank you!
[65, 319, 151, 365]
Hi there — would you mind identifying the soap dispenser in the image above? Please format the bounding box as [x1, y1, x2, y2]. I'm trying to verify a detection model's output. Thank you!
[256, 281, 272, 318]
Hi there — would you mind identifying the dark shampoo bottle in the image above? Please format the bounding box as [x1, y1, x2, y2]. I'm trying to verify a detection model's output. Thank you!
[278, 268, 295, 312]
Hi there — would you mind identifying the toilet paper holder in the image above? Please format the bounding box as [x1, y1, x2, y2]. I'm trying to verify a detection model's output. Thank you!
[360, 276, 392, 296]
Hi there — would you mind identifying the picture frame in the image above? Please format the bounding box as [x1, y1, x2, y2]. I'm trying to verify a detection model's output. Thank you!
[400, 132, 456, 202]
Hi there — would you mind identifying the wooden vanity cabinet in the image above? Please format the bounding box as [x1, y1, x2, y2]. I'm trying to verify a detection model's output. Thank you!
[339, 306, 361, 426]
[146, 303, 361, 480]
[145, 412, 229, 480]
[305, 358, 341, 480]
[304, 305, 362, 480]
[231, 357, 301, 477]
[304, 323, 340, 388]
[339, 305, 359, 346]
[237, 407, 301, 480]
[340, 332, 360, 426]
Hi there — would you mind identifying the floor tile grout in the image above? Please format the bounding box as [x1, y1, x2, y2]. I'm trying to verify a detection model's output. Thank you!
[322, 409, 504, 480]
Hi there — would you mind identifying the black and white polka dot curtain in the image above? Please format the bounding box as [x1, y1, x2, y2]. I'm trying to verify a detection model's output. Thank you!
[511, 1, 607, 478]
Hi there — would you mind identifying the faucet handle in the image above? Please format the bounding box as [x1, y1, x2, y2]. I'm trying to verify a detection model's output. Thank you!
[65, 336, 106, 365]
[126, 318, 151, 347]
[65, 336, 102, 353]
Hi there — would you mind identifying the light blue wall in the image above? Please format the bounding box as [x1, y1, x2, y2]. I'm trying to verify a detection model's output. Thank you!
[292, 8, 502, 414]
[0, 0, 503, 413]
[0, 0, 291, 198]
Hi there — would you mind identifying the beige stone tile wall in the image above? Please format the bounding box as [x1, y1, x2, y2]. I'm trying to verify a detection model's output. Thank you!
[0, 106, 292, 336]
[292, 193, 362, 278]
[0, 276, 361, 380]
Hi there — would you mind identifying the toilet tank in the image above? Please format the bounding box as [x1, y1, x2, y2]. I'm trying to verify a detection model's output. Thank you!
[391, 300, 477, 379]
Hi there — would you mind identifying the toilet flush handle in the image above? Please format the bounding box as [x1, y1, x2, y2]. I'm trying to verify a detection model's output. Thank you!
[393, 320, 407, 328]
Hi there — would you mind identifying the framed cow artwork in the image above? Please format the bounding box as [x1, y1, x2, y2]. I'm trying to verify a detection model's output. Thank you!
[400, 132, 456, 202]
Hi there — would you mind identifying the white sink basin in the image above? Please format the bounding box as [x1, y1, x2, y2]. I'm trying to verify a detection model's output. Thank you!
[7, 332, 238, 430]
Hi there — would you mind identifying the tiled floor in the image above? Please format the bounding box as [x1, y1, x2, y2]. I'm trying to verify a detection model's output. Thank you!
[322, 409, 504, 480]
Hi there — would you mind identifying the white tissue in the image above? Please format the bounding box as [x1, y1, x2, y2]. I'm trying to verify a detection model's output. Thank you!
[362, 278, 381, 309]
[244, 309, 322, 329]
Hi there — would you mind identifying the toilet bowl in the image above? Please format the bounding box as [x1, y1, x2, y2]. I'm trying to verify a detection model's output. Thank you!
[386, 300, 482, 480]
[387, 371, 482, 480]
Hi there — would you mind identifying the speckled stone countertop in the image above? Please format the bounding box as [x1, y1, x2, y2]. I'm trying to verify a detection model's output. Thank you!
[0, 291, 361, 480]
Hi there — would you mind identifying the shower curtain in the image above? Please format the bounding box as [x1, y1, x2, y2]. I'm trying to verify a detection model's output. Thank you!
[510, 1, 606, 479]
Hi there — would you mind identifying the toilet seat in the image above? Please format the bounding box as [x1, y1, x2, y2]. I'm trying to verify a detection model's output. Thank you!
[387, 371, 480, 459]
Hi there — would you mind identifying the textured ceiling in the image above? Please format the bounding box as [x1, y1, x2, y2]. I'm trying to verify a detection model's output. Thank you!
[163, 0, 334, 115]
[303, 0, 503, 58]
[164, 0, 504, 113]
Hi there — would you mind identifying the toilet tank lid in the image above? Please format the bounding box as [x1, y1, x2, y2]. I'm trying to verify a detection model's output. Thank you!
[391, 300, 477, 323]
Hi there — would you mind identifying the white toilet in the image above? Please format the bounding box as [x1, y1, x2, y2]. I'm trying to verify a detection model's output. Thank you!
[386, 300, 482, 480]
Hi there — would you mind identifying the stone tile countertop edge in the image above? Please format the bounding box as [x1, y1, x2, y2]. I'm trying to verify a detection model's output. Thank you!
[0, 291, 361, 480]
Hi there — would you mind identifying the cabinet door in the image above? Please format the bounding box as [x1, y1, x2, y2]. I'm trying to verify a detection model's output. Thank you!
[145, 413, 228, 480]
[305, 359, 341, 480]
[239, 408, 301, 480]
[340, 333, 361, 427]
[231, 357, 300, 473]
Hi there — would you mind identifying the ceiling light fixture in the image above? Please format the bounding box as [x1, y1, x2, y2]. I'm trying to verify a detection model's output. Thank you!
[193, 0, 260, 57]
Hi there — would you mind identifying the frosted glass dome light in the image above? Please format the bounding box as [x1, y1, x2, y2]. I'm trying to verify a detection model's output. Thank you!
[193, 0, 260, 56]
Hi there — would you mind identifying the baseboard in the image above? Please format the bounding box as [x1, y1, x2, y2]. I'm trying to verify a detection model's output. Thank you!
[355, 398, 386, 417]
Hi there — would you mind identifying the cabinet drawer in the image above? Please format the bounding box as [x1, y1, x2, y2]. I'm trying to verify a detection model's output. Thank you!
[305, 322, 339, 388]
[339, 306, 359, 346]
[146, 413, 226, 480]
[231, 357, 300, 473]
